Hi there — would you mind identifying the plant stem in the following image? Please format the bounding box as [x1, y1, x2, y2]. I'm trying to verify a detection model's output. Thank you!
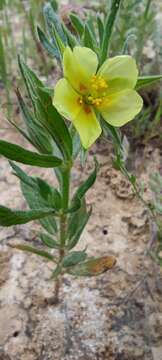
[60, 167, 70, 246]
[53, 167, 71, 302]
[53, 248, 65, 304]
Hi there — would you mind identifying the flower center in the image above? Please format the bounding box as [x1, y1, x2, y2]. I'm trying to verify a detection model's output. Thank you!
[78, 75, 108, 109]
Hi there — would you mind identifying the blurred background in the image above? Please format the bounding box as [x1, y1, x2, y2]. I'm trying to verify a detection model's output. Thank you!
[0, 0, 162, 144]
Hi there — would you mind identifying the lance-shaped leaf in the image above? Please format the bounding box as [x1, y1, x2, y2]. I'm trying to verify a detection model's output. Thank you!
[69, 13, 84, 37]
[72, 159, 99, 203]
[67, 256, 116, 276]
[136, 75, 162, 90]
[0, 206, 55, 227]
[62, 23, 78, 49]
[67, 205, 92, 250]
[101, 119, 122, 150]
[9, 244, 55, 261]
[62, 250, 87, 268]
[50, 23, 65, 58]
[97, 16, 104, 46]
[18, 58, 72, 160]
[43, 2, 66, 60]
[40, 232, 60, 249]
[7, 117, 38, 150]
[83, 24, 96, 51]
[100, 0, 121, 64]
[44, 2, 66, 43]
[0, 140, 62, 167]
[16, 89, 53, 154]
[37, 26, 60, 59]
[18, 55, 43, 106]
[36, 87, 73, 160]
[10, 162, 59, 234]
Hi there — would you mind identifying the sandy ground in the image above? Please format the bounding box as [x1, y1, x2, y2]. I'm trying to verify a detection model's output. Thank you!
[0, 1, 162, 358]
[0, 121, 162, 360]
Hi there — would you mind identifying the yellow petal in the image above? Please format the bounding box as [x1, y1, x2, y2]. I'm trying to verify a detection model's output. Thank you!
[100, 89, 143, 127]
[63, 46, 98, 93]
[98, 55, 138, 93]
[72, 106, 102, 149]
[53, 77, 101, 148]
[53, 78, 81, 121]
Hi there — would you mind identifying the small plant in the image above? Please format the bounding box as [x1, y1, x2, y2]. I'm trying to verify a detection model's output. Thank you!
[0, 0, 162, 303]
[149, 172, 162, 265]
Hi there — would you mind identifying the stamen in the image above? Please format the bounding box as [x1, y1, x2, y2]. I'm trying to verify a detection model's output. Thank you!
[93, 98, 103, 107]
[80, 75, 107, 110]
[78, 97, 83, 105]
[90, 74, 108, 91]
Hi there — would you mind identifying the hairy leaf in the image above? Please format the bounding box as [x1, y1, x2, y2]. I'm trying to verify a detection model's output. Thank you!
[136, 75, 162, 90]
[0, 206, 55, 227]
[10, 244, 55, 261]
[0, 140, 62, 167]
[68, 256, 116, 276]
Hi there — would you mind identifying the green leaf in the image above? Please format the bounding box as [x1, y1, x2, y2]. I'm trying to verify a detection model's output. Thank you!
[62, 23, 78, 48]
[67, 196, 81, 214]
[62, 251, 87, 268]
[100, 0, 122, 64]
[136, 75, 162, 90]
[18, 55, 43, 106]
[37, 26, 60, 59]
[101, 120, 122, 150]
[72, 159, 99, 203]
[0, 0, 6, 10]
[83, 24, 96, 51]
[0, 206, 55, 227]
[67, 206, 92, 250]
[69, 13, 84, 37]
[70, 125, 81, 160]
[36, 87, 72, 160]
[9, 244, 55, 261]
[50, 23, 65, 58]
[6, 117, 38, 150]
[0, 140, 62, 167]
[97, 15, 104, 46]
[18, 58, 72, 160]
[67, 256, 116, 276]
[48, 188, 62, 211]
[43, 2, 66, 60]
[10, 162, 58, 234]
[50, 0, 58, 11]
[16, 89, 53, 154]
[40, 233, 60, 249]
[44, 2, 66, 43]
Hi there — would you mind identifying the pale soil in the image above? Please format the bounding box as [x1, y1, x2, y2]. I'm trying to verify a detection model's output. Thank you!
[0, 1, 162, 359]
[0, 121, 162, 360]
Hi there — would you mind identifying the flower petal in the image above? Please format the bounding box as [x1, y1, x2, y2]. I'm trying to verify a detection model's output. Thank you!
[63, 46, 98, 93]
[73, 107, 102, 149]
[53, 78, 81, 121]
[53, 77, 101, 148]
[100, 89, 143, 127]
[98, 55, 138, 93]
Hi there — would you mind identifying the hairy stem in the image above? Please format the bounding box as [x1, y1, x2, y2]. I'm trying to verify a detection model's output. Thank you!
[53, 168, 71, 302]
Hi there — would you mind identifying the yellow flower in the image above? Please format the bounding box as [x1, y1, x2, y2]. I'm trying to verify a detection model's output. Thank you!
[53, 46, 143, 149]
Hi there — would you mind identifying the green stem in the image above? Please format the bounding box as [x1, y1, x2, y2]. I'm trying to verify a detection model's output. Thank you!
[62, 168, 70, 211]
[100, 0, 121, 65]
[144, 0, 152, 19]
[60, 167, 70, 248]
